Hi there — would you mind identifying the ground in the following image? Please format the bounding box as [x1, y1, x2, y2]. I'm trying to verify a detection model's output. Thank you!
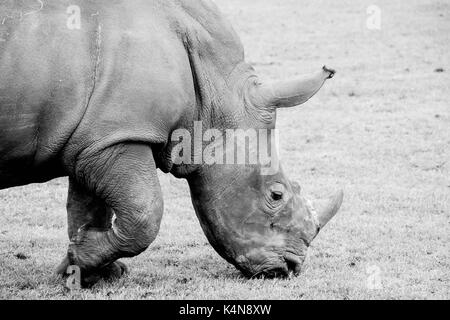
[0, 0, 449, 299]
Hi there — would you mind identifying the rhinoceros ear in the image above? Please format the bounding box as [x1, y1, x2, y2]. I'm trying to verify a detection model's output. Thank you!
[251, 66, 335, 109]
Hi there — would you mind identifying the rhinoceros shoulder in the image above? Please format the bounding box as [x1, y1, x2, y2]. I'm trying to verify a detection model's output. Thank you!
[170, 0, 245, 77]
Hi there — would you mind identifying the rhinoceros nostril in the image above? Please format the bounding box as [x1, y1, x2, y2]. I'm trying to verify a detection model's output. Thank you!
[284, 252, 302, 276]
[285, 259, 300, 276]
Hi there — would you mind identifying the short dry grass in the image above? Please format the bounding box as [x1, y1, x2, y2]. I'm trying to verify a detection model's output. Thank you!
[0, 0, 449, 299]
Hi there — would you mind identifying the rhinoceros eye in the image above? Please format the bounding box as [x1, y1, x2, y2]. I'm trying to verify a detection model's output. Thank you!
[269, 183, 285, 202]
[271, 191, 283, 201]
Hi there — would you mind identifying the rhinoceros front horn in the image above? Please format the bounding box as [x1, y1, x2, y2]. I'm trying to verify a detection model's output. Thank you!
[251, 66, 335, 109]
[315, 190, 344, 229]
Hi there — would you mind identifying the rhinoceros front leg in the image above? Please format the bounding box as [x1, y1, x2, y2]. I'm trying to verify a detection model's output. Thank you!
[56, 177, 127, 284]
[62, 143, 164, 283]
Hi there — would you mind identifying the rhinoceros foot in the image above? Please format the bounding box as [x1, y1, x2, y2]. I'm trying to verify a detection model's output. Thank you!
[56, 255, 128, 288]
[80, 261, 128, 288]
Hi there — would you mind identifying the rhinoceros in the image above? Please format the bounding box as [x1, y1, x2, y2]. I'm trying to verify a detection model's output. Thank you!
[0, 0, 343, 285]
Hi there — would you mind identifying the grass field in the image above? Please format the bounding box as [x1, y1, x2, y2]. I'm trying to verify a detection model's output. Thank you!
[0, 0, 449, 299]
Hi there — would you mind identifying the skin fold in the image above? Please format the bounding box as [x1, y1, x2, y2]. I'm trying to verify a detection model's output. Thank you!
[0, 0, 342, 286]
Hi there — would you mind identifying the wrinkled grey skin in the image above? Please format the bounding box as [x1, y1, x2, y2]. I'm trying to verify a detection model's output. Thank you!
[0, 0, 343, 285]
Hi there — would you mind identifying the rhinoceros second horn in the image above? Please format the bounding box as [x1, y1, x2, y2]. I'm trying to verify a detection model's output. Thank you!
[316, 190, 344, 229]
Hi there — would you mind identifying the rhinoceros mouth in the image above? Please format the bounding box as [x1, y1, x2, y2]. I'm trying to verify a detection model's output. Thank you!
[249, 252, 303, 279]
[255, 267, 289, 279]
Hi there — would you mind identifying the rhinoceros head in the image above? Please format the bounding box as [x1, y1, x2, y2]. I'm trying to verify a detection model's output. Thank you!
[174, 65, 342, 278]
[188, 165, 343, 278]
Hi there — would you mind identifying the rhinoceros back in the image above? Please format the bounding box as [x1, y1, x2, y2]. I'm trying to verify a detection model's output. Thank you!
[0, 0, 104, 187]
